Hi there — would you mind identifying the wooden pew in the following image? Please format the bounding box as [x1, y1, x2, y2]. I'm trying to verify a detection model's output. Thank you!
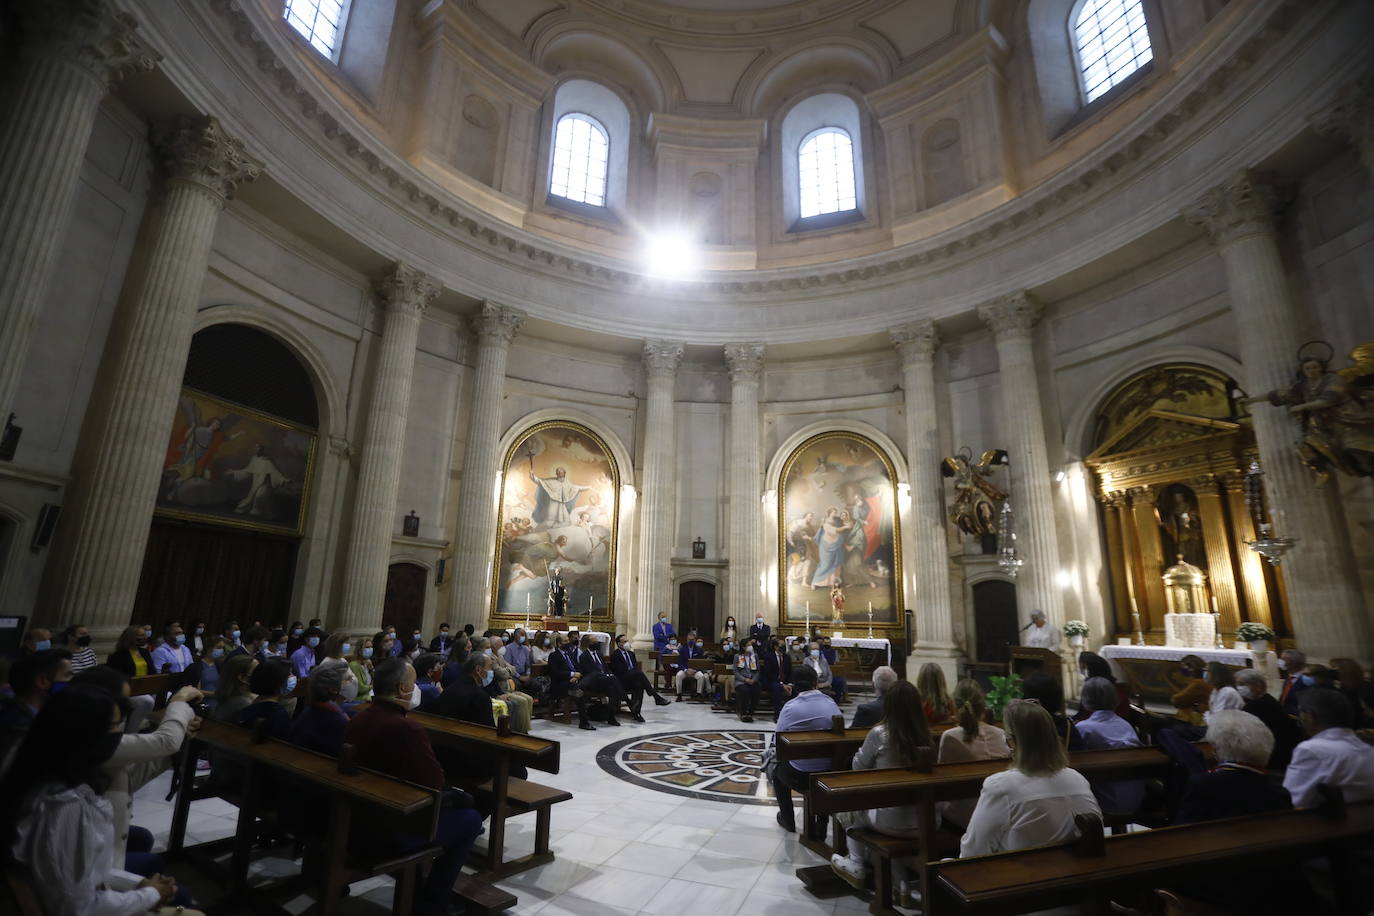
[404, 708, 568, 879]
[928, 800, 1374, 916]
[802, 746, 1173, 914]
[128, 672, 178, 703]
[175, 718, 446, 915]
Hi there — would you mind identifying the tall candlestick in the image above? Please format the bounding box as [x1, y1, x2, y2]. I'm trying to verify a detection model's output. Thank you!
[1130, 598, 1145, 647]
[1210, 595, 1224, 649]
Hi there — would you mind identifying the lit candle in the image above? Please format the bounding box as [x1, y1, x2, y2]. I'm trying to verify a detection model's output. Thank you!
[1210, 596, 1219, 614]
[868, 602, 872, 613]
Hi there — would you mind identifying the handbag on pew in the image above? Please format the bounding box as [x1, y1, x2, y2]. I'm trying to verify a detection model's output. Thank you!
[441, 786, 476, 809]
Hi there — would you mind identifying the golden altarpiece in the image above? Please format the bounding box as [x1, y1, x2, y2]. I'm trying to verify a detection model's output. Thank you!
[1085, 365, 1290, 645]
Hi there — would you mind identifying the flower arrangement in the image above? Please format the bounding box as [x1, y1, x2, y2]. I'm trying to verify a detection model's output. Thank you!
[986, 673, 1023, 722]
[1236, 622, 1276, 642]
[1063, 620, 1090, 638]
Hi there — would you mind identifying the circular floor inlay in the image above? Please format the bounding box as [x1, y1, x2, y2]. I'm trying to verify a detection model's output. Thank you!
[596, 729, 778, 805]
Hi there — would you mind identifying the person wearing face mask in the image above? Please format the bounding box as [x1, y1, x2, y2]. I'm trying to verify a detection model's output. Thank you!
[610, 634, 671, 713]
[0, 649, 75, 781]
[675, 636, 711, 702]
[345, 659, 484, 916]
[652, 613, 676, 653]
[289, 665, 350, 757]
[1277, 649, 1312, 715]
[485, 637, 534, 733]
[221, 620, 242, 647]
[291, 627, 324, 679]
[546, 634, 595, 730]
[1234, 668, 1300, 768]
[659, 634, 685, 695]
[151, 623, 194, 675]
[575, 634, 626, 725]
[721, 616, 739, 644]
[429, 623, 454, 657]
[817, 637, 848, 702]
[413, 654, 445, 710]
[349, 638, 377, 702]
[237, 658, 297, 740]
[803, 640, 838, 699]
[761, 637, 794, 720]
[749, 614, 772, 647]
[434, 655, 501, 728]
[107, 625, 155, 679]
[440, 635, 474, 688]
[227, 625, 268, 662]
[199, 637, 227, 695]
[502, 628, 547, 702]
[314, 633, 358, 702]
[21, 627, 53, 656]
[286, 621, 307, 654]
[270, 631, 291, 662]
[60, 623, 98, 673]
[530, 631, 553, 665]
[386, 627, 402, 657]
[3, 683, 200, 916]
[188, 621, 208, 659]
[734, 638, 762, 722]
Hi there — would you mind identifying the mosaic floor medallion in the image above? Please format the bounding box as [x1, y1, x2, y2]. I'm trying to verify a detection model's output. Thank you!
[597, 730, 778, 805]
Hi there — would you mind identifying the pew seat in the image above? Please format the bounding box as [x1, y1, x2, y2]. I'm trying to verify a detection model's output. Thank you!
[470, 777, 574, 877]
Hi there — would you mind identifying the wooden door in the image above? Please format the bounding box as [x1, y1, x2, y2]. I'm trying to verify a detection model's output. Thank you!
[384, 563, 427, 638]
[972, 579, 1020, 665]
[676, 580, 716, 641]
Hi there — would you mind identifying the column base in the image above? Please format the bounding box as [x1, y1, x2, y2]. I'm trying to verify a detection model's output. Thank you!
[905, 643, 964, 683]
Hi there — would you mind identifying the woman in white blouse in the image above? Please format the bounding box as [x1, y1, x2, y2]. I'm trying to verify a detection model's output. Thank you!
[530, 631, 553, 665]
[3, 683, 193, 916]
[830, 680, 932, 896]
[937, 679, 1011, 828]
[960, 700, 1101, 858]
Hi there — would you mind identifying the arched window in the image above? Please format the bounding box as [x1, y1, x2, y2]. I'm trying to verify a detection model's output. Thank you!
[549, 114, 609, 207]
[798, 128, 857, 219]
[283, 0, 351, 58]
[1073, 0, 1153, 103]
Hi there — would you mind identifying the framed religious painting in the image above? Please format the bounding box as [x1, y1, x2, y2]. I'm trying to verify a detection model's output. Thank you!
[778, 431, 903, 631]
[155, 388, 317, 535]
[490, 421, 620, 624]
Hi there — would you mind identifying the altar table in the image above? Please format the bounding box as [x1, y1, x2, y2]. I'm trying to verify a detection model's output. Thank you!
[1099, 644, 1274, 705]
[786, 635, 892, 665]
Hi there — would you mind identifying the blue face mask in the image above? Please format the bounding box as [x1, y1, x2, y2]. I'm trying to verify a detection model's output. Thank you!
[362, 647, 374, 659]
[194, 627, 204, 635]
[481, 670, 494, 687]
[283, 675, 298, 695]
[174, 634, 186, 645]
[211, 648, 225, 660]
[810, 649, 821, 658]
[293, 628, 303, 636]
[33, 640, 50, 652]
[50, 681, 68, 695]
[307, 636, 320, 648]
[232, 630, 241, 640]
[341, 644, 352, 656]
[517, 636, 526, 644]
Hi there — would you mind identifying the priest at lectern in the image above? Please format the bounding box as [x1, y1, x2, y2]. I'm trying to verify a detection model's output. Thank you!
[1021, 611, 1061, 650]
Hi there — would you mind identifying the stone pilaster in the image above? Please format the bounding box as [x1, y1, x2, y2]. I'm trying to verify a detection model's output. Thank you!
[724, 343, 764, 629]
[1184, 169, 1372, 660]
[53, 116, 261, 641]
[634, 340, 684, 646]
[977, 292, 1066, 631]
[448, 302, 524, 624]
[890, 321, 959, 675]
[337, 263, 440, 633]
[0, 0, 159, 424]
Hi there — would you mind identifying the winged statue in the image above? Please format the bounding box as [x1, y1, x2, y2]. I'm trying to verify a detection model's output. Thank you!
[941, 447, 1009, 538]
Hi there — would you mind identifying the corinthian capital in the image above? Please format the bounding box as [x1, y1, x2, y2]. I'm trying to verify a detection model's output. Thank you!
[471, 302, 525, 347]
[642, 340, 684, 379]
[1311, 84, 1374, 167]
[724, 342, 765, 384]
[375, 263, 440, 317]
[1182, 169, 1289, 247]
[889, 320, 938, 367]
[153, 115, 263, 205]
[16, 0, 160, 88]
[977, 291, 1042, 341]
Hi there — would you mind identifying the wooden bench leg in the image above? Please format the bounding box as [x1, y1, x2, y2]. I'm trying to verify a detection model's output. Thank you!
[167, 741, 198, 856]
[392, 862, 417, 916]
[228, 763, 260, 900]
[534, 805, 553, 856]
[870, 854, 896, 916]
[318, 799, 352, 914]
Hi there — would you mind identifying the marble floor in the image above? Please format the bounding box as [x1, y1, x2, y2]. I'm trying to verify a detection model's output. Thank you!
[132, 699, 879, 915]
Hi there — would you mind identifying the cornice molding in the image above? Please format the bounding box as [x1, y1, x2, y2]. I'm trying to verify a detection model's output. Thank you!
[198, 0, 1311, 300]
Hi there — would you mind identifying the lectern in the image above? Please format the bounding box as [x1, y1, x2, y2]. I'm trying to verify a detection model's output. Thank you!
[1009, 646, 1062, 683]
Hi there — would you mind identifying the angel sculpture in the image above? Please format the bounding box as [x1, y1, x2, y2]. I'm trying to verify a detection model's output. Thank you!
[941, 448, 1009, 538]
[1240, 340, 1374, 485]
[169, 397, 242, 484]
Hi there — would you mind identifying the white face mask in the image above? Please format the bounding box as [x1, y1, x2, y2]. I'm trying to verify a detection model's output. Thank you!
[408, 684, 422, 709]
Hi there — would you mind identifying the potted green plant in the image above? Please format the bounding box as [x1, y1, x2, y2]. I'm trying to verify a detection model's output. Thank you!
[986, 673, 1023, 722]
[1064, 619, 1089, 648]
[1236, 622, 1275, 652]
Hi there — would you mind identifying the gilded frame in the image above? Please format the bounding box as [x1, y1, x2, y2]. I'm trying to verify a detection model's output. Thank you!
[488, 420, 620, 624]
[777, 431, 904, 632]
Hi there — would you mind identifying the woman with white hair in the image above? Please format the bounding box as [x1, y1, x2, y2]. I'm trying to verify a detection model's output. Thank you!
[1074, 677, 1146, 816]
[1178, 709, 1290, 823]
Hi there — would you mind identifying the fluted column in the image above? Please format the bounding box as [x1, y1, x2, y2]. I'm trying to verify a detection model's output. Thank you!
[890, 321, 959, 669]
[634, 341, 684, 646]
[978, 293, 1066, 630]
[54, 116, 262, 637]
[1184, 169, 1372, 660]
[0, 0, 158, 425]
[449, 303, 525, 623]
[337, 264, 440, 632]
[725, 343, 764, 628]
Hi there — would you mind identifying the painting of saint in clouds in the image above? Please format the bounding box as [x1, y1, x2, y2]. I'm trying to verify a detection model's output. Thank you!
[493, 423, 619, 620]
[157, 389, 316, 535]
[780, 432, 902, 627]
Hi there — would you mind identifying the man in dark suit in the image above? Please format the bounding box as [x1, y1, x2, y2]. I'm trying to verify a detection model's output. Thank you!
[761, 636, 793, 720]
[749, 615, 771, 648]
[609, 634, 670, 710]
[1236, 668, 1302, 768]
[576, 634, 628, 724]
[547, 634, 594, 730]
[429, 622, 455, 657]
[1278, 649, 1310, 715]
[851, 665, 898, 728]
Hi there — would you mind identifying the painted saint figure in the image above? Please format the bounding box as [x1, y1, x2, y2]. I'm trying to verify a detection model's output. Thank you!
[226, 444, 291, 517]
[830, 584, 846, 623]
[529, 466, 591, 529]
[809, 507, 852, 588]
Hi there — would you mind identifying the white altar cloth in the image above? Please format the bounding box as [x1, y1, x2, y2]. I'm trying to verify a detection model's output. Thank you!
[786, 635, 891, 664]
